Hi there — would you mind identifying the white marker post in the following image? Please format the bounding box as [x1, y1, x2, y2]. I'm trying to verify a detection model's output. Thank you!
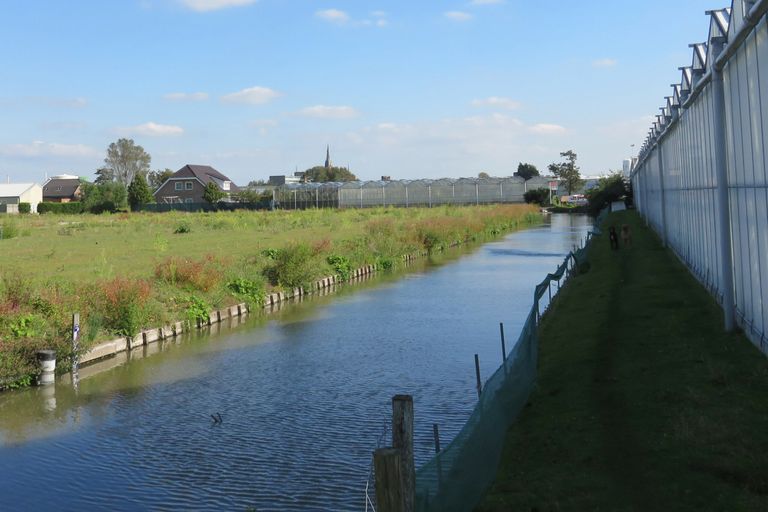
[71, 313, 80, 389]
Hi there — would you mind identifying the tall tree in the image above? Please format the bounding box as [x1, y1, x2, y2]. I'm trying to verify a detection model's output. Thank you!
[548, 150, 583, 194]
[514, 162, 540, 181]
[104, 138, 151, 185]
[478, 171, 490, 179]
[94, 167, 114, 184]
[303, 165, 357, 182]
[203, 182, 225, 204]
[81, 181, 128, 213]
[147, 168, 174, 190]
[127, 174, 154, 211]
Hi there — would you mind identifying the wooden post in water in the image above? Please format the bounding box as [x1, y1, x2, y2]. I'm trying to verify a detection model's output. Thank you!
[71, 313, 80, 388]
[374, 448, 404, 512]
[474, 354, 482, 398]
[392, 395, 415, 512]
[499, 322, 506, 361]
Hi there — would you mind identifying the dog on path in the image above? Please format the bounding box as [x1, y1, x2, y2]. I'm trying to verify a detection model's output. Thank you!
[621, 224, 632, 248]
[608, 226, 619, 250]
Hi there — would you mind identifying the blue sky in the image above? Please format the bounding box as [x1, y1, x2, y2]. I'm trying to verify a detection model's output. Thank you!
[1, 0, 720, 184]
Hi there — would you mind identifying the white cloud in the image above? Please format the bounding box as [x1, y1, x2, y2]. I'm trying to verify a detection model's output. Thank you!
[299, 105, 359, 119]
[592, 58, 617, 68]
[221, 86, 281, 105]
[119, 122, 185, 137]
[444, 11, 472, 21]
[529, 123, 566, 135]
[0, 141, 100, 158]
[164, 92, 209, 102]
[179, 0, 256, 12]
[316, 9, 349, 24]
[471, 97, 521, 110]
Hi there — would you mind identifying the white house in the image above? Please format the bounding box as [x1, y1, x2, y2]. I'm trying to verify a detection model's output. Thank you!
[0, 183, 43, 213]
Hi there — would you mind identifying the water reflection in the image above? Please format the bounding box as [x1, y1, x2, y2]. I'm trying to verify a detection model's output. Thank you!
[0, 214, 592, 511]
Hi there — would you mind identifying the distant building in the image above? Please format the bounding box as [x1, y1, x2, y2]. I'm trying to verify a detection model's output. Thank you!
[0, 183, 43, 213]
[268, 175, 302, 186]
[43, 174, 83, 203]
[153, 165, 239, 204]
[324, 145, 332, 169]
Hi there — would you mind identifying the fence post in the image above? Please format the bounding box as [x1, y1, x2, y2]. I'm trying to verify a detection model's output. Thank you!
[499, 322, 506, 361]
[71, 313, 80, 388]
[474, 354, 482, 398]
[432, 423, 441, 453]
[374, 448, 405, 512]
[712, 42, 736, 332]
[392, 395, 415, 512]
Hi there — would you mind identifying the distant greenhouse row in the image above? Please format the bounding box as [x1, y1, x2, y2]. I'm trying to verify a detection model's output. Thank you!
[274, 176, 555, 209]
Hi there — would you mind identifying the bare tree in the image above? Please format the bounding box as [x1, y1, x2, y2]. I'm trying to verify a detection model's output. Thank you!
[104, 138, 151, 185]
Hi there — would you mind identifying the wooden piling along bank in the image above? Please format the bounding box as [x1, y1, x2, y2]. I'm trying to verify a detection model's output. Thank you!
[77, 262, 384, 368]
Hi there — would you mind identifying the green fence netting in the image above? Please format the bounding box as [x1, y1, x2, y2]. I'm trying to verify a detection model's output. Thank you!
[413, 218, 603, 512]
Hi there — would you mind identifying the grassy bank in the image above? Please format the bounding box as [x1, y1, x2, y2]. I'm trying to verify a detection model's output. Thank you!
[478, 210, 768, 511]
[0, 205, 539, 386]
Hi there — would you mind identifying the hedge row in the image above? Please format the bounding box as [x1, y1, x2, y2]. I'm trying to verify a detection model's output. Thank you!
[37, 202, 85, 214]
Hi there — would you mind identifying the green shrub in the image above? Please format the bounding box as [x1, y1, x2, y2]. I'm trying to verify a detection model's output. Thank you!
[261, 248, 279, 259]
[227, 277, 265, 307]
[0, 220, 19, 240]
[376, 257, 394, 271]
[37, 202, 84, 214]
[18, 202, 31, 214]
[327, 254, 352, 281]
[265, 243, 316, 289]
[586, 173, 629, 216]
[185, 295, 210, 325]
[523, 188, 550, 207]
[9, 315, 36, 338]
[173, 221, 191, 234]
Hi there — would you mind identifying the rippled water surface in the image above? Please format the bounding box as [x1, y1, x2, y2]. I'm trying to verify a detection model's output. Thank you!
[0, 214, 591, 511]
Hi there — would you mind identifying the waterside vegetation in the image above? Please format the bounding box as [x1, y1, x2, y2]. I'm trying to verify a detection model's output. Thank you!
[0, 205, 540, 387]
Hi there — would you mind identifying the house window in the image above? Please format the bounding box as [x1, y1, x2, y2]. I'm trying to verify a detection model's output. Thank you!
[185, 181, 193, 190]
[175, 182, 183, 191]
[185, 198, 193, 203]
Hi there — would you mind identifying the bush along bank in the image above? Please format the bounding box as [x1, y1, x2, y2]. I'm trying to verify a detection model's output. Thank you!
[0, 205, 540, 389]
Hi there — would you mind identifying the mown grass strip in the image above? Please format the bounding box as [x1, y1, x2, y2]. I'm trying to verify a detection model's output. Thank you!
[478, 210, 768, 511]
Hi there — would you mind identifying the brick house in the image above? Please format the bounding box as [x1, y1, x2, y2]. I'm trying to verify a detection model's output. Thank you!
[153, 165, 240, 204]
[42, 175, 83, 203]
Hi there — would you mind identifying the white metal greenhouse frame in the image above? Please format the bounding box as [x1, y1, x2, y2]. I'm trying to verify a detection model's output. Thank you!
[631, 1, 768, 354]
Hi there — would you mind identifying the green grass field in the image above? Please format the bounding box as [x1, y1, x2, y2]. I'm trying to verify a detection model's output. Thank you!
[477, 210, 768, 511]
[0, 205, 540, 385]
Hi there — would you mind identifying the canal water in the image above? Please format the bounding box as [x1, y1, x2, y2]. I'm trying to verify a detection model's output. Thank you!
[0, 214, 591, 511]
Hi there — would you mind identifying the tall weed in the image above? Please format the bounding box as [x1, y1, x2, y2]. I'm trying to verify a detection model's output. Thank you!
[155, 255, 223, 292]
[96, 277, 152, 336]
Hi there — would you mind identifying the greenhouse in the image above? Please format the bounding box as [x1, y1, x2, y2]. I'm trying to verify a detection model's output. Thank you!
[274, 176, 550, 209]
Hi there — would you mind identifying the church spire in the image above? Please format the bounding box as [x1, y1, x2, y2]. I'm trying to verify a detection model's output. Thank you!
[324, 145, 331, 169]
